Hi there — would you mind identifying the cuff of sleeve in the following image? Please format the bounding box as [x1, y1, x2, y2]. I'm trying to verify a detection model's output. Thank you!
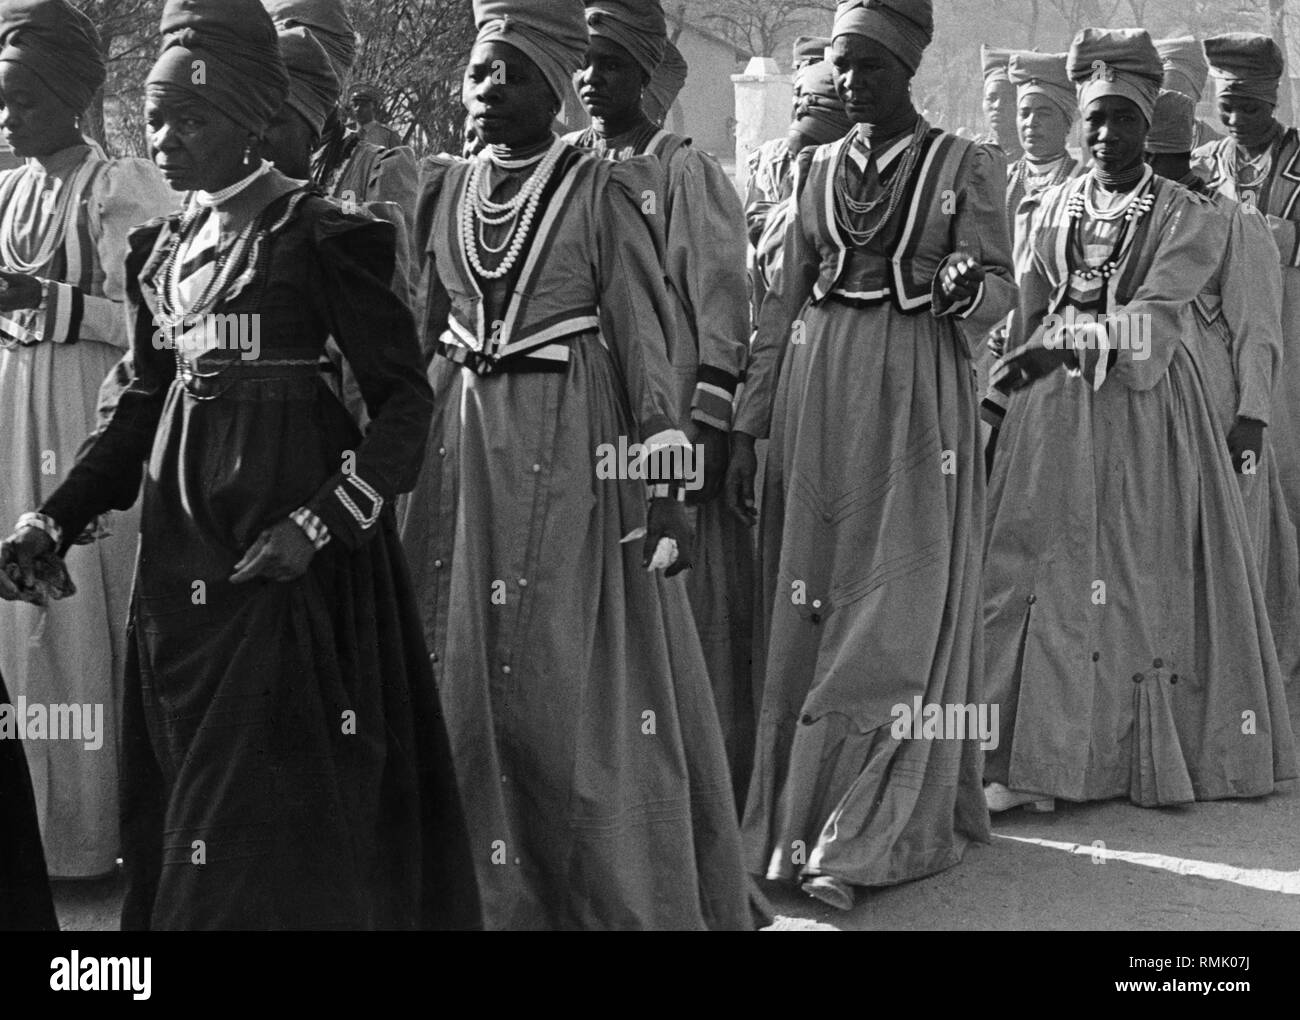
[290, 506, 332, 550]
[39, 280, 84, 344]
[307, 472, 385, 551]
[16, 511, 62, 548]
[642, 428, 691, 501]
[930, 255, 986, 319]
[980, 393, 1008, 429]
[690, 367, 738, 431]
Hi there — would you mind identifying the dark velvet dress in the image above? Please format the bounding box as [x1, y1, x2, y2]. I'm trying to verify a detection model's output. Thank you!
[1, 671, 59, 930]
[38, 186, 479, 930]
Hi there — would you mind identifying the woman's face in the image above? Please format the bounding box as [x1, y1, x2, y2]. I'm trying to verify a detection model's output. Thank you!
[462, 40, 557, 148]
[263, 105, 316, 181]
[576, 36, 648, 123]
[1083, 95, 1147, 174]
[1218, 94, 1276, 150]
[0, 62, 81, 158]
[983, 79, 1015, 141]
[1017, 95, 1069, 159]
[832, 34, 912, 126]
[145, 91, 253, 193]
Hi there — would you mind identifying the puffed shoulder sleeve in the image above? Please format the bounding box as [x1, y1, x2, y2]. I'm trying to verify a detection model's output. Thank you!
[931, 142, 1017, 349]
[662, 145, 749, 430]
[595, 156, 685, 454]
[39, 219, 177, 547]
[302, 206, 434, 550]
[733, 145, 820, 439]
[43, 157, 177, 350]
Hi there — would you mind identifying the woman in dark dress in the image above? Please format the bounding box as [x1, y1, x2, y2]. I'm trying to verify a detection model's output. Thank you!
[0, 0, 477, 930]
[1, 671, 58, 930]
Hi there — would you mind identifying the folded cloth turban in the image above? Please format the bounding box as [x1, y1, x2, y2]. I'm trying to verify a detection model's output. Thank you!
[1009, 51, 1075, 123]
[1068, 27, 1163, 124]
[1145, 89, 1195, 154]
[277, 25, 339, 135]
[473, 0, 587, 106]
[1155, 36, 1208, 102]
[1204, 33, 1285, 107]
[792, 35, 830, 69]
[0, 0, 104, 112]
[262, 0, 355, 80]
[981, 44, 1013, 85]
[793, 59, 853, 145]
[147, 0, 290, 135]
[584, 0, 666, 79]
[643, 39, 687, 125]
[833, 0, 933, 74]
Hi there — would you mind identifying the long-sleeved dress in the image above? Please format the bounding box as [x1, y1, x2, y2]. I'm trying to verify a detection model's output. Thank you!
[984, 171, 1297, 805]
[0, 670, 58, 930]
[0, 142, 174, 877]
[567, 123, 756, 806]
[399, 142, 751, 930]
[736, 122, 1014, 889]
[1195, 128, 1300, 693]
[36, 180, 478, 930]
[1185, 183, 1300, 689]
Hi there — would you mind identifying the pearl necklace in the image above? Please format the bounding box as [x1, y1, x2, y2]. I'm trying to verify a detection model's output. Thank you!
[461, 137, 564, 280]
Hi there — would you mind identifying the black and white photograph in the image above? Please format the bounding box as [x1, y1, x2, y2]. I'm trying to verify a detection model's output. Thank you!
[0, 0, 1293, 991]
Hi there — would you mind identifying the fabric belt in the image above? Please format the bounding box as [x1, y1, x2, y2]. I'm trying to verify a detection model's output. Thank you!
[434, 337, 572, 376]
[175, 346, 323, 400]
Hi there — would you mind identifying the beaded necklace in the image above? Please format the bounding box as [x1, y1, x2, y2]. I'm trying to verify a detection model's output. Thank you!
[0, 150, 93, 275]
[1064, 167, 1155, 282]
[1018, 155, 1073, 193]
[461, 136, 565, 280]
[832, 118, 928, 249]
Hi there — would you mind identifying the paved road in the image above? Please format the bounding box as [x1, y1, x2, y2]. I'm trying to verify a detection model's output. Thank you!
[51, 699, 1300, 932]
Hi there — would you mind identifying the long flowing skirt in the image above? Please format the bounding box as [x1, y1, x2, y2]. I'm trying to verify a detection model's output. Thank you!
[0, 671, 58, 930]
[984, 335, 1297, 804]
[0, 340, 137, 877]
[119, 374, 477, 930]
[744, 297, 991, 889]
[399, 336, 752, 930]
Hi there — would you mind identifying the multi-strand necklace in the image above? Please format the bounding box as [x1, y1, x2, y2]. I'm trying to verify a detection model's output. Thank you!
[832, 117, 928, 249]
[0, 150, 93, 275]
[1018, 154, 1073, 194]
[461, 136, 564, 280]
[1065, 166, 1155, 282]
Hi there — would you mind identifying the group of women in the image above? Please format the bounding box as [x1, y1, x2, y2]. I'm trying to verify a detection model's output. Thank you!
[0, 0, 1296, 931]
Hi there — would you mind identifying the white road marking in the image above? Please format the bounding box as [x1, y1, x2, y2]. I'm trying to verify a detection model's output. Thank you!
[995, 834, 1300, 895]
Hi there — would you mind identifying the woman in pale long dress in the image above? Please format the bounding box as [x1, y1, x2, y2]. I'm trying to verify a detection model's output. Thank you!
[1146, 87, 1300, 691]
[1194, 34, 1300, 695]
[725, 0, 1014, 911]
[568, 0, 755, 807]
[399, 0, 751, 930]
[0, 0, 174, 878]
[984, 29, 1296, 812]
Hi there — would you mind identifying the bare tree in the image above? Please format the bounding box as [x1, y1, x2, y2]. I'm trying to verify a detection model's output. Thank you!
[690, 0, 832, 58]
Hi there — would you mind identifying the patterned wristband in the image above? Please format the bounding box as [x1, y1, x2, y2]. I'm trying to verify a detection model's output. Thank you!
[17, 511, 63, 548]
[290, 507, 331, 550]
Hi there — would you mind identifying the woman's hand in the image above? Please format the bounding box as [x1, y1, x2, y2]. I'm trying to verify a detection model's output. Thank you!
[724, 431, 758, 525]
[643, 497, 693, 577]
[686, 420, 729, 505]
[0, 271, 44, 313]
[939, 253, 985, 306]
[0, 527, 57, 601]
[230, 519, 317, 584]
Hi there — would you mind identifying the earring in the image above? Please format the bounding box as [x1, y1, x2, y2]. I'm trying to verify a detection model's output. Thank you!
[242, 143, 252, 166]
